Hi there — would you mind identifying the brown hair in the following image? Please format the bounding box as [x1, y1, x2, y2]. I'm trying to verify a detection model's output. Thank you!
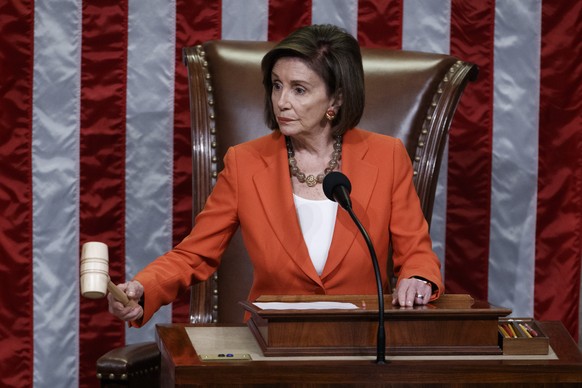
[261, 24, 365, 136]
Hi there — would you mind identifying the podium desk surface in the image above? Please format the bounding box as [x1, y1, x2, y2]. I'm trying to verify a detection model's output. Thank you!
[156, 322, 582, 387]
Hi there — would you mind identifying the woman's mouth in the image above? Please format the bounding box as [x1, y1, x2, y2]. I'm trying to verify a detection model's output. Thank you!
[277, 117, 294, 123]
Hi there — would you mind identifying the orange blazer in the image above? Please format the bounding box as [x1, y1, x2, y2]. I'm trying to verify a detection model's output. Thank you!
[134, 128, 444, 326]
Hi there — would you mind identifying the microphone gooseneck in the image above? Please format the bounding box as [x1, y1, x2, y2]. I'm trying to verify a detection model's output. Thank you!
[323, 172, 386, 364]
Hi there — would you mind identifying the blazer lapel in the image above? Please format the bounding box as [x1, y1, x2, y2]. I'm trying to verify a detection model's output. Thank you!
[253, 133, 323, 286]
[321, 130, 378, 280]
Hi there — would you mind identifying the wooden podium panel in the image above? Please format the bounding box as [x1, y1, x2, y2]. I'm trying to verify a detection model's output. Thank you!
[156, 322, 582, 387]
[241, 294, 512, 356]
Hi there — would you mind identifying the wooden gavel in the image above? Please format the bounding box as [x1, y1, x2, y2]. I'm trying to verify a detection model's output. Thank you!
[80, 241, 137, 307]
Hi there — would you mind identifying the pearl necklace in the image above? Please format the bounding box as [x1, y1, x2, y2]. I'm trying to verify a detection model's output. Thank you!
[285, 135, 342, 187]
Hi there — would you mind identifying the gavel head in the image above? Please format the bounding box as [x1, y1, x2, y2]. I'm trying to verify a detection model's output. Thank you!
[80, 242, 110, 299]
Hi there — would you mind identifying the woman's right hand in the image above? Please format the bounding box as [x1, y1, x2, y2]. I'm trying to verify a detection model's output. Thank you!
[107, 280, 144, 322]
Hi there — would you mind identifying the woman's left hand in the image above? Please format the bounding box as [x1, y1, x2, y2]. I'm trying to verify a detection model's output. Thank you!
[391, 278, 432, 307]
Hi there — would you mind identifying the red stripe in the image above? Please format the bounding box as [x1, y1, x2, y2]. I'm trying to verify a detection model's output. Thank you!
[0, 1, 34, 386]
[535, 0, 582, 341]
[357, 0, 402, 49]
[172, 0, 222, 323]
[79, 2, 128, 386]
[268, 0, 312, 42]
[445, 1, 495, 300]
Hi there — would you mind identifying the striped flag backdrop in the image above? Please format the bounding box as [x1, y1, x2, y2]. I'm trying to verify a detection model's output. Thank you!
[1, 0, 580, 387]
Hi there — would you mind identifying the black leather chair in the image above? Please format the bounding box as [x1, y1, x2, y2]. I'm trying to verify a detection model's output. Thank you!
[96, 40, 477, 387]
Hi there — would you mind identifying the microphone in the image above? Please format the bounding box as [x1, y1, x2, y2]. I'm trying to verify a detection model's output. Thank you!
[323, 172, 386, 364]
[322, 171, 352, 210]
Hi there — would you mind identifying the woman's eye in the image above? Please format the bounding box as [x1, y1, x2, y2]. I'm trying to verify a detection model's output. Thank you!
[294, 87, 306, 95]
[272, 81, 282, 90]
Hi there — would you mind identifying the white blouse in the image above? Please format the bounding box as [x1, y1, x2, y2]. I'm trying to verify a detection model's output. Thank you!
[293, 194, 338, 276]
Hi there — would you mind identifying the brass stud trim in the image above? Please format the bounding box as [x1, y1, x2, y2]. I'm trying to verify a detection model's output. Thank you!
[195, 46, 224, 322]
[412, 61, 459, 183]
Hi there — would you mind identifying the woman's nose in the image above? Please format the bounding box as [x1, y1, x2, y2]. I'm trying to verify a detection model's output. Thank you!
[276, 89, 289, 110]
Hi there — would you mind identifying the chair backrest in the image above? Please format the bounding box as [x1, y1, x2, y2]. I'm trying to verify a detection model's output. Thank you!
[183, 40, 477, 324]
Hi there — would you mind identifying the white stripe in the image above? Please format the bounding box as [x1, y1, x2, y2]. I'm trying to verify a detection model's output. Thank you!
[222, 0, 268, 41]
[125, 0, 176, 345]
[402, 0, 451, 276]
[312, 0, 358, 37]
[402, 0, 450, 54]
[32, 0, 82, 387]
[488, 0, 541, 317]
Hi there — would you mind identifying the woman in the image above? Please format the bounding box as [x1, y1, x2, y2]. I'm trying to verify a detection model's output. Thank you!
[109, 24, 444, 326]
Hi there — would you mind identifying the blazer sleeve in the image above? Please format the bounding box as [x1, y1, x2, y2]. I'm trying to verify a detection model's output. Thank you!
[131, 147, 241, 327]
[389, 140, 445, 299]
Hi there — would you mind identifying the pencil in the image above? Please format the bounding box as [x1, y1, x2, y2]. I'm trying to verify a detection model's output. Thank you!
[498, 324, 510, 338]
[523, 322, 538, 337]
[518, 323, 533, 338]
[505, 323, 518, 338]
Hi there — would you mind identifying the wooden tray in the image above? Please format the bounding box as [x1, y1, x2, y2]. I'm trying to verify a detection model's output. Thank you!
[499, 318, 549, 355]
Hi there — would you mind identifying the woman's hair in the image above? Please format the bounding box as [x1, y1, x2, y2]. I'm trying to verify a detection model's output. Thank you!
[261, 24, 365, 136]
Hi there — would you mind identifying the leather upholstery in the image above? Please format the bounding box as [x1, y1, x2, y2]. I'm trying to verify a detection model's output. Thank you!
[96, 342, 160, 387]
[96, 40, 477, 387]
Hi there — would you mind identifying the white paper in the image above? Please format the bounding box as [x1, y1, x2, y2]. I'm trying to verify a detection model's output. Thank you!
[253, 301, 359, 310]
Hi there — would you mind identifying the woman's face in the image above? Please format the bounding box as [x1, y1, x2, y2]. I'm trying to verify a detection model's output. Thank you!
[271, 57, 336, 139]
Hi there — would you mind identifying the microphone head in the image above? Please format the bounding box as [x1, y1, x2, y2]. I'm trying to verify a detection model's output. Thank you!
[323, 171, 352, 202]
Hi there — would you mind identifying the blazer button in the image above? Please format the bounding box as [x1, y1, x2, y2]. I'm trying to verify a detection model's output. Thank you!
[314, 288, 325, 295]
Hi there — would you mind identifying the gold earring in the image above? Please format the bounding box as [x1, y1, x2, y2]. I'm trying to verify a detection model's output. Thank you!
[325, 108, 336, 121]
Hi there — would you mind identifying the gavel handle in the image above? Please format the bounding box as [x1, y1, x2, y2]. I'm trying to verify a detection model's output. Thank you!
[107, 280, 139, 307]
